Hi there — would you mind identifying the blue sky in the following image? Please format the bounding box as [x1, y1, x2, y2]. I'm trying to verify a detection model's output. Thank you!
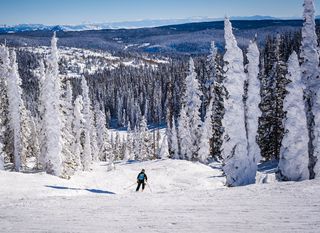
[0, 0, 319, 25]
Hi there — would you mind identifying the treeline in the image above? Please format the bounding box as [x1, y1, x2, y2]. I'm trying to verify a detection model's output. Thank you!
[1, 0, 320, 186]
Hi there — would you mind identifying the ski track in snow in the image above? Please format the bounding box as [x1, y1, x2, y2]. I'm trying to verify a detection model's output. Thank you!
[0, 159, 320, 233]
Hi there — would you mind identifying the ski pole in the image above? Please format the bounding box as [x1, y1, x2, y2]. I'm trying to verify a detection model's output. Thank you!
[124, 182, 136, 190]
[146, 182, 152, 193]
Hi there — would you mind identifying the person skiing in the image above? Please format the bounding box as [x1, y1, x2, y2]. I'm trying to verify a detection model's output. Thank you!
[136, 169, 148, 192]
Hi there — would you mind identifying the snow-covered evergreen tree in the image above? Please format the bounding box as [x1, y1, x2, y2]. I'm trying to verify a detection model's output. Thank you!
[0, 142, 4, 170]
[159, 135, 169, 159]
[277, 52, 309, 181]
[0, 45, 10, 170]
[90, 110, 99, 162]
[6, 53, 33, 170]
[178, 108, 192, 160]
[245, 40, 261, 175]
[61, 80, 76, 176]
[27, 112, 40, 167]
[155, 128, 161, 159]
[81, 77, 93, 170]
[113, 131, 122, 160]
[37, 59, 47, 169]
[106, 130, 116, 170]
[301, 0, 320, 179]
[7, 50, 25, 171]
[125, 135, 133, 161]
[117, 96, 123, 126]
[222, 17, 252, 186]
[206, 41, 218, 93]
[42, 32, 63, 176]
[183, 58, 203, 159]
[95, 105, 112, 161]
[20, 108, 34, 164]
[72, 96, 84, 169]
[0, 113, 4, 170]
[258, 34, 287, 161]
[198, 99, 213, 164]
[132, 126, 138, 160]
[138, 115, 152, 160]
[207, 42, 225, 161]
[170, 117, 179, 159]
[124, 121, 134, 161]
[314, 93, 320, 178]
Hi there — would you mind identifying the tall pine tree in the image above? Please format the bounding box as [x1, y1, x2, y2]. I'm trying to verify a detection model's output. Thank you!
[277, 52, 309, 181]
[222, 17, 252, 186]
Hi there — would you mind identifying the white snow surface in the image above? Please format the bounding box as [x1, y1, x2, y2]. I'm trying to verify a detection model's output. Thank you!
[0, 159, 320, 232]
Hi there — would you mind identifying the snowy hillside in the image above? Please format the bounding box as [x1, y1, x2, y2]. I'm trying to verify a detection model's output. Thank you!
[0, 159, 319, 232]
[1, 0, 320, 232]
[0, 20, 306, 55]
[20, 46, 169, 77]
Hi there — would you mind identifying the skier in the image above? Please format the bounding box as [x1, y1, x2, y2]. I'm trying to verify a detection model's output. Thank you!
[136, 169, 148, 192]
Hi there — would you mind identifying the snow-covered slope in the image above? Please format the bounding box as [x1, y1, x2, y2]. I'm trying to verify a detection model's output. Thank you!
[0, 159, 225, 199]
[20, 46, 169, 78]
[0, 159, 319, 232]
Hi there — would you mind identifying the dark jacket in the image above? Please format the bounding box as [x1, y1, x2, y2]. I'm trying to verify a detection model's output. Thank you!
[137, 172, 148, 183]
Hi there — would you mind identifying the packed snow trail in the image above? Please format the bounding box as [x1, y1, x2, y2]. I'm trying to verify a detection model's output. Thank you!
[0, 159, 320, 232]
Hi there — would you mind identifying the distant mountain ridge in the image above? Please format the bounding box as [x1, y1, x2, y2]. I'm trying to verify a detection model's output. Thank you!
[0, 15, 281, 33]
[0, 18, 314, 55]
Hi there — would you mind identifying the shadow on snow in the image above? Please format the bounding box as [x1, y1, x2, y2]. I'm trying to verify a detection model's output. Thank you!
[257, 160, 279, 174]
[45, 185, 116, 195]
